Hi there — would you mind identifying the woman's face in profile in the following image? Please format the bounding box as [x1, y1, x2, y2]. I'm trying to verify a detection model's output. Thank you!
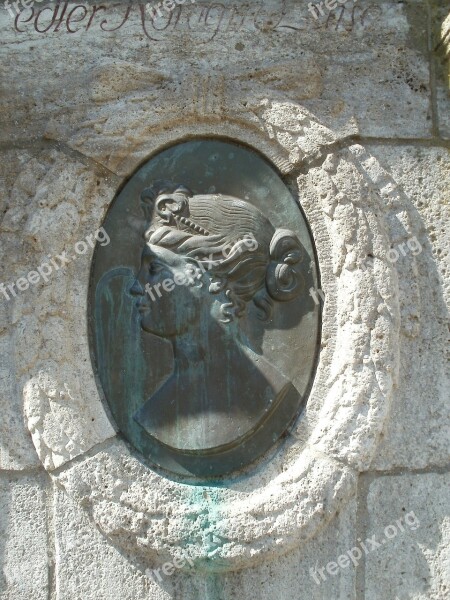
[132, 243, 205, 337]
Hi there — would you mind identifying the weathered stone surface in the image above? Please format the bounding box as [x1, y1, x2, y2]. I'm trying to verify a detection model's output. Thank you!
[433, 3, 450, 138]
[24, 366, 116, 470]
[0, 474, 48, 599]
[298, 145, 403, 470]
[365, 473, 450, 600]
[0, 0, 431, 163]
[55, 441, 357, 572]
[365, 145, 450, 470]
[55, 481, 357, 599]
[154, 494, 358, 599]
[0, 148, 117, 470]
[0, 149, 47, 470]
[0, 332, 40, 470]
[54, 487, 169, 600]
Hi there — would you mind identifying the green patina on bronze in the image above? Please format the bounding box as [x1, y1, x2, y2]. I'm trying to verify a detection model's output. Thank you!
[89, 139, 321, 478]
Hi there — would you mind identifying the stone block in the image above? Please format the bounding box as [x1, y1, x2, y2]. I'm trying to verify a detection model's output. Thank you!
[0, 148, 118, 471]
[0, 474, 48, 600]
[0, 149, 48, 470]
[54, 487, 171, 600]
[365, 473, 450, 600]
[432, 2, 450, 138]
[365, 145, 450, 470]
[0, 0, 432, 164]
[54, 482, 358, 600]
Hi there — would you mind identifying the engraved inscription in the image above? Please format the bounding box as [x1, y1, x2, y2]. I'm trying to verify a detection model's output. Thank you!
[14, 2, 382, 39]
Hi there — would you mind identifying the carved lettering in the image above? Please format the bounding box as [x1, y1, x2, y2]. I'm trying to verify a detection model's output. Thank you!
[34, 4, 59, 33]
[99, 3, 131, 32]
[12, 1, 381, 38]
[66, 5, 88, 33]
[14, 7, 34, 32]
[86, 5, 107, 31]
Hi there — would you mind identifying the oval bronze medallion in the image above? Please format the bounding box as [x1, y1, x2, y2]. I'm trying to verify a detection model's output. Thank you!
[89, 139, 321, 478]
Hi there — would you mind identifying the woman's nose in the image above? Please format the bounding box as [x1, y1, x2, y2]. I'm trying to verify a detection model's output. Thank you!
[130, 279, 144, 296]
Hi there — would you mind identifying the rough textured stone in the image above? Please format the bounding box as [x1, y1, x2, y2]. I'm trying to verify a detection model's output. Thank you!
[0, 332, 40, 470]
[365, 145, 450, 470]
[299, 145, 403, 471]
[0, 474, 48, 600]
[55, 441, 357, 572]
[24, 367, 116, 470]
[0, 0, 448, 597]
[365, 473, 450, 600]
[433, 2, 450, 138]
[0, 149, 47, 470]
[54, 475, 357, 600]
[0, 0, 431, 159]
[154, 494, 358, 600]
[0, 148, 118, 470]
[54, 487, 169, 600]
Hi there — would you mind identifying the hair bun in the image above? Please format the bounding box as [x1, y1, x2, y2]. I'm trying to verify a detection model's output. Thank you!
[265, 229, 304, 302]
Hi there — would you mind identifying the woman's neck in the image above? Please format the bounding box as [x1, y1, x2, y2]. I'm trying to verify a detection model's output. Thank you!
[171, 319, 244, 378]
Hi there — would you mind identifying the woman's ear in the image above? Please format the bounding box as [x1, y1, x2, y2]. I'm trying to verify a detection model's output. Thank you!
[266, 229, 304, 302]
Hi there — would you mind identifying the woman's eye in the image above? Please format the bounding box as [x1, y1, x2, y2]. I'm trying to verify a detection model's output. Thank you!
[148, 263, 163, 276]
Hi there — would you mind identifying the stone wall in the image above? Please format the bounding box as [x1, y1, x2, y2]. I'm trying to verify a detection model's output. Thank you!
[0, 1, 448, 599]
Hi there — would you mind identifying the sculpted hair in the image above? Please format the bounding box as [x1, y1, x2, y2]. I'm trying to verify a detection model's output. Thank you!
[140, 181, 305, 322]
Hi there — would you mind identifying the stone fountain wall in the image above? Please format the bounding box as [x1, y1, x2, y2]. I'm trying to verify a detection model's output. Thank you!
[0, 1, 448, 599]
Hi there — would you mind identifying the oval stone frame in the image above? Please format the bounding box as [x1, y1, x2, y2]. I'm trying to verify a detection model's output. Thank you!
[89, 139, 321, 478]
[22, 102, 403, 572]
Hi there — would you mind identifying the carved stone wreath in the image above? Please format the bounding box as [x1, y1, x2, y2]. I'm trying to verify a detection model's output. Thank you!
[16, 97, 416, 572]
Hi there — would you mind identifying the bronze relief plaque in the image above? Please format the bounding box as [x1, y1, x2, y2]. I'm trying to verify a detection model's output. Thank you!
[89, 139, 321, 478]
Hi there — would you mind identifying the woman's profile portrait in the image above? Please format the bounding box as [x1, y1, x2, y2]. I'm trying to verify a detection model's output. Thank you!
[91, 139, 320, 477]
[130, 181, 307, 454]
